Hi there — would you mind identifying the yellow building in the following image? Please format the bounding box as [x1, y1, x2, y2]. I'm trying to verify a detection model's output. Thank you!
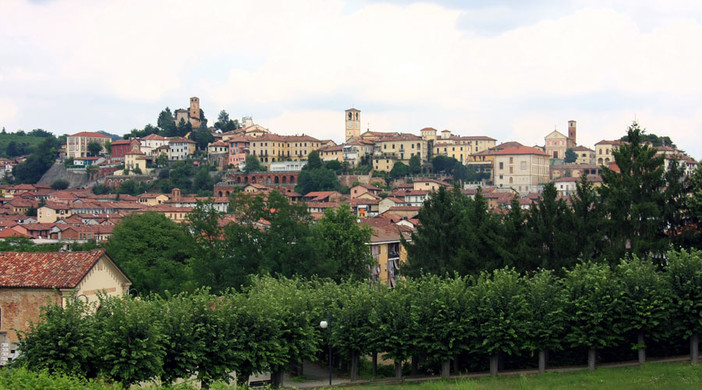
[249, 134, 323, 167]
[318, 145, 344, 163]
[373, 134, 428, 166]
[572, 146, 595, 164]
[363, 217, 412, 287]
[37, 202, 73, 223]
[433, 130, 474, 163]
[125, 151, 148, 174]
[595, 140, 623, 166]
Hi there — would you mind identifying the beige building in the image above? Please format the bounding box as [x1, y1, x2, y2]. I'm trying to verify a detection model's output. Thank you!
[545, 130, 568, 160]
[125, 151, 148, 174]
[595, 140, 623, 166]
[0, 250, 131, 347]
[37, 201, 73, 223]
[248, 134, 322, 167]
[571, 146, 595, 164]
[433, 130, 473, 163]
[492, 145, 550, 193]
[318, 145, 344, 163]
[373, 134, 428, 166]
[343, 141, 374, 168]
[66, 132, 111, 159]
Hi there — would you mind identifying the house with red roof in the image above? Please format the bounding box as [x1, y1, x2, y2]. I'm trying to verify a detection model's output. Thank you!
[0, 249, 131, 349]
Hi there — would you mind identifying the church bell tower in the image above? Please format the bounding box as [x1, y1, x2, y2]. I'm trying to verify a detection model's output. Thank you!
[345, 108, 361, 142]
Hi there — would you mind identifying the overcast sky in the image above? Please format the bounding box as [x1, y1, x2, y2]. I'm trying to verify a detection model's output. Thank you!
[2, 0, 702, 159]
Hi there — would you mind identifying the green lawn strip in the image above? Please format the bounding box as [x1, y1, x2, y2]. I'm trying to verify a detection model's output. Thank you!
[330, 362, 702, 390]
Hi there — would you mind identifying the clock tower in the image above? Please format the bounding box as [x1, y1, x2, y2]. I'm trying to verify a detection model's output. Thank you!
[345, 108, 361, 142]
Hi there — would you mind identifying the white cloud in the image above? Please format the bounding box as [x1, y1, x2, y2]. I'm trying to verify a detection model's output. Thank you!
[1, 0, 702, 158]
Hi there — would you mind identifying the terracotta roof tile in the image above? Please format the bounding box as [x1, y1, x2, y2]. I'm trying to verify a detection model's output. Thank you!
[0, 249, 106, 288]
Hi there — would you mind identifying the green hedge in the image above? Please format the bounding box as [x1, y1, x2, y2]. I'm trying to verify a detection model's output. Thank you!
[14, 249, 702, 387]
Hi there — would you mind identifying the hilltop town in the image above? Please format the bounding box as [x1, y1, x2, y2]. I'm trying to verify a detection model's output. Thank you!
[2, 97, 702, 383]
[0, 98, 697, 279]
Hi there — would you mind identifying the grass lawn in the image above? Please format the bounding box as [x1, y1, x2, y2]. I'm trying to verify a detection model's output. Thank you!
[331, 362, 702, 390]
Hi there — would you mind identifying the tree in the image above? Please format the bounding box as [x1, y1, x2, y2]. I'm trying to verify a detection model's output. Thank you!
[257, 191, 318, 278]
[525, 270, 567, 373]
[564, 148, 577, 163]
[373, 285, 414, 379]
[664, 248, 702, 363]
[13, 137, 59, 184]
[155, 291, 207, 386]
[314, 206, 373, 281]
[190, 126, 214, 151]
[457, 188, 510, 272]
[305, 150, 323, 170]
[244, 276, 320, 387]
[599, 122, 666, 262]
[96, 296, 165, 386]
[329, 282, 379, 381]
[409, 154, 422, 175]
[525, 182, 577, 270]
[243, 154, 265, 173]
[473, 268, 530, 376]
[687, 165, 702, 248]
[389, 162, 409, 180]
[570, 175, 605, 261]
[404, 186, 469, 277]
[325, 159, 343, 174]
[104, 212, 194, 295]
[411, 275, 475, 377]
[156, 152, 169, 168]
[104, 140, 112, 154]
[431, 156, 458, 173]
[616, 255, 671, 364]
[296, 167, 339, 194]
[51, 179, 69, 190]
[87, 141, 102, 157]
[214, 110, 240, 132]
[563, 261, 624, 370]
[175, 118, 192, 138]
[157, 107, 177, 136]
[16, 300, 98, 378]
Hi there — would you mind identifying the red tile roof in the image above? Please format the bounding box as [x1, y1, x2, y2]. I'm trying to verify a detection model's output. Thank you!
[70, 132, 111, 138]
[491, 146, 549, 157]
[0, 249, 107, 288]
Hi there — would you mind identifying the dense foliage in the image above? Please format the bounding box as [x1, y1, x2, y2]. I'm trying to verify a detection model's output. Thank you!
[105, 193, 372, 296]
[296, 151, 341, 194]
[405, 122, 702, 275]
[15, 249, 702, 387]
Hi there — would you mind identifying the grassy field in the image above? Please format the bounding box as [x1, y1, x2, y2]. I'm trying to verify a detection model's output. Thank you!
[331, 362, 702, 390]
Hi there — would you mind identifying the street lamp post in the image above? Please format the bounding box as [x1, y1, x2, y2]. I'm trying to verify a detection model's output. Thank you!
[319, 311, 332, 386]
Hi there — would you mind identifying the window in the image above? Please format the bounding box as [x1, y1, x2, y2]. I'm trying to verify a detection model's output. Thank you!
[499, 162, 504, 170]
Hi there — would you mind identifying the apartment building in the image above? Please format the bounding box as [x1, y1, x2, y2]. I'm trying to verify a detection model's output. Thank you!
[66, 132, 111, 158]
[492, 145, 550, 193]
